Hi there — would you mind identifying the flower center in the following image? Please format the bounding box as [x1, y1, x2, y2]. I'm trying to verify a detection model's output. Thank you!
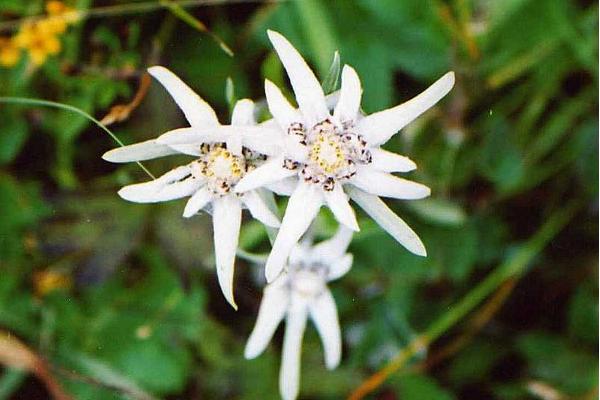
[291, 269, 325, 298]
[284, 119, 372, 191]
[192, 143, 264, 196]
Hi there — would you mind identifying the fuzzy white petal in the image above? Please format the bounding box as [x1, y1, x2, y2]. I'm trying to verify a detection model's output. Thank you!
[183, 186, 213, 218]
[308, 289, 342, 370]
[119, 177, 199, 203]
[324, 184, 359, 231]
[244, 277, 289, 359]
[265, 79, 301, 129]
[265, 182, 323, 282]
[358, 72, 455, 145]
[327, 254, 353, 281]
[167, 144, 201, 157]
[347, 186, 426, 256]
[266, 177, 298, 196]
[370, 148, 417, 172]
[117, 165, 197, 203]
[310, 226, 354, 265]
[351, 169, 430, 200]
[156, 127, 227, 146]
[243, 190, 281, 227]
[235, 156, 295, 193]
[102, 140, 178, 163]
[148, 66, 219, 128]
[231, 99, 255, 126]
[212, 196, 242, 309]
[333, 65, 362, 124]
[267, 30, 329, 124]
[279, 299, 308, 400]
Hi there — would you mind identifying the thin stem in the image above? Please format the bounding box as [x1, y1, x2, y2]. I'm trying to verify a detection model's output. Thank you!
[347, 200, 581, 400]
[0, 97, 155, 179]
[0, 0, 284, 32]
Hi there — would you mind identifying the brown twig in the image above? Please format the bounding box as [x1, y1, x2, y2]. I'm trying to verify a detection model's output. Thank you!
[413, 278, 517, 372]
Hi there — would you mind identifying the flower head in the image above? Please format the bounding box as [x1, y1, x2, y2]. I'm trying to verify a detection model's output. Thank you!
[0, 37, 20, 67]
[234, 30, 455, 282]
[102, 66, 280, 309]
[11, 2, 78, 67]
[244, 227, 353, 400]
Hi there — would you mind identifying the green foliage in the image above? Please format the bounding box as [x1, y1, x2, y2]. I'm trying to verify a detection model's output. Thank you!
[0, 0, 597, 399]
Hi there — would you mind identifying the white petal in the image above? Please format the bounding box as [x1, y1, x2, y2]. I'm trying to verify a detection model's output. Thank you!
[267, 30, 329, 124]
[327, 254, 353, 281]
[370, 148, 417, 172]
[279, 300, 308, 400]
[310, 226, 354, 265]
[240, 125, 285, 156]
[212, 196, 242, 309]
[119, 177, 199, 203]
[324, 184, 359, 231]
[325, 90, 340, 112]
[347, 186, 426, 256]
[231, 99, 256, 126]
[234, 156, 295, 193]
[351, 169, 430, 200]
[358, 71, 455, 145]
[117, 165, 198, 203]
[242, 190, 281, 227]
[265, 79, 301, 129]
[308, 289, 341, 369]
[265, 182, 323, 282]
[148, 66, 219, 128]
[102, 140, 178, 163]
[266, 176, 298, 196]
[167, 144, 201, 157]
[156, 127, 227, 146]
[244, 276, 289, 359]
[183, 187, 213, 218]
[333, 65, 362, 124]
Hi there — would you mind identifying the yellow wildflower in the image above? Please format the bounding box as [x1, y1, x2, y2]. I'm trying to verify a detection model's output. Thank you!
[0, 37, 20, 67]
[14, 21, 62, 66]
[33, 269, 72, 297]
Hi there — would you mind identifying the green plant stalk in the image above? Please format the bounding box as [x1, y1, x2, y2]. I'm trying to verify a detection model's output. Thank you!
[0, 97, 155, 179]
[348, 200, 581, 400]
[159, 0, 234, 56]
[426, 200, 579, 341]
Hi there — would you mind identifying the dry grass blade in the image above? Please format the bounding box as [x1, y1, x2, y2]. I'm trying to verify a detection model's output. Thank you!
[0, 331, 72, 400]
[100, 73, 151, 126]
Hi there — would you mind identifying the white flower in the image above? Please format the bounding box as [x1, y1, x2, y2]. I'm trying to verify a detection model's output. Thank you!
[102, 66, 281, 309]
[237, 30, 455, 282]
[244, 227, 353, 400]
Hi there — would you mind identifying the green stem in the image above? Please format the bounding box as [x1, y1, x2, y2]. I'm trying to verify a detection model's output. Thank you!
[0, 97, 154, 179]
[425, 199, 580, 342]
[348, 200, 581, 400]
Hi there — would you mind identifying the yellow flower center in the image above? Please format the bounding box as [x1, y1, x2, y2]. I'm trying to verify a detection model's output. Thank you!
[284, 118, 372, 191]
[193, 143, 265, 196]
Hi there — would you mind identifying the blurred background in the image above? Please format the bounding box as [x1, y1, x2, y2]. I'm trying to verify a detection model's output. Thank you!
[0, 0, 597, 399]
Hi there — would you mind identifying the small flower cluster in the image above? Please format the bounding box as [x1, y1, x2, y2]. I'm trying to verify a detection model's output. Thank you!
[103, 30, 454, 400]
[0, 1, 78, 68]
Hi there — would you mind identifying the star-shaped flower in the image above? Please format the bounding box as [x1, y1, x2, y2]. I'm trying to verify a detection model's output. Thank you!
[244, 227, 353, 400]
[102, 66, 280, 309]
[235, 30, 455, 281]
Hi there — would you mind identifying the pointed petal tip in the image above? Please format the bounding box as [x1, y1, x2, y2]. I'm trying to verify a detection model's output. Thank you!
[244, 346, 259, 360]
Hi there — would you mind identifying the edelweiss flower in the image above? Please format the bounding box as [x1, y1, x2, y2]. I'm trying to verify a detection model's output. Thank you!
[244, 227, 353, 400]
[235, 30, 455, 281]
[102, 66, 280, 309]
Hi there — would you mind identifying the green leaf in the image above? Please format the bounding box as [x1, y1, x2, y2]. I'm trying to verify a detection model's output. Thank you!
[516, 332, 598, 394]
[567, 281, 598, 345]
[321, 51, 341, 95]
